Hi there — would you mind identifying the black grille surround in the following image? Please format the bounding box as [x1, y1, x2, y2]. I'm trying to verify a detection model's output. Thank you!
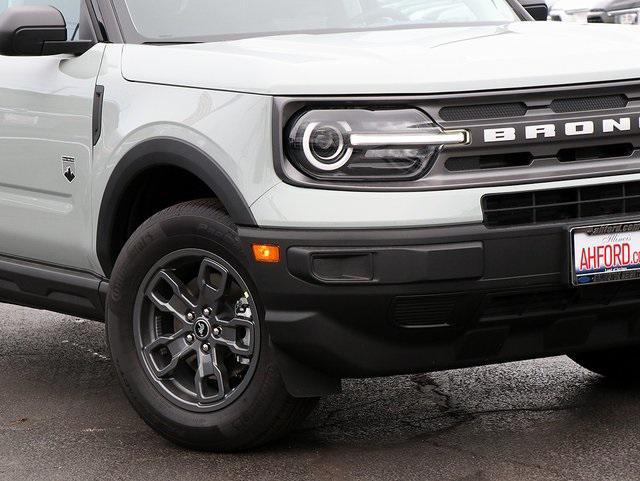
[427, 82, 640, 191]
[482, 180, 640, 227]
[274, 80, 640, 192]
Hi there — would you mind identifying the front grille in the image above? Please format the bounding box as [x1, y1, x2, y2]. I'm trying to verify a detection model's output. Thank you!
[480, 282, 640, 322]
[445, 152, 533, 171]
[393, 294, 459, 327]
[437, 94, 629, 122]
[550, 94, 628, 113]
[557, 143, 634, 163]
[419, 81, 640, 190]
[439, 103, 527, 121]
[482, 180, 640, 227]
[391, 283, 640, 329]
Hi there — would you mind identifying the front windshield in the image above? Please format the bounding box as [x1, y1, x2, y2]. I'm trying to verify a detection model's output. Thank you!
[113, 0, 520, 43]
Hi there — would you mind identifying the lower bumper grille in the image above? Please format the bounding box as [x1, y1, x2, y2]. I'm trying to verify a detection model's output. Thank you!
[392, 282, 640, 328]
[482, 180, 640, 227]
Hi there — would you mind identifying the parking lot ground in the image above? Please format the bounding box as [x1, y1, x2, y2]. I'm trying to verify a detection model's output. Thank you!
[1, 303, 639, 481]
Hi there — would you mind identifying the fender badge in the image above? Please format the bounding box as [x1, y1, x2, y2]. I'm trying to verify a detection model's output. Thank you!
[62, 156, 76, 183]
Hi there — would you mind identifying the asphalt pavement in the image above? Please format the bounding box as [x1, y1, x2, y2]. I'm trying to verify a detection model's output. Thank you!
[1, 303, 639, 481]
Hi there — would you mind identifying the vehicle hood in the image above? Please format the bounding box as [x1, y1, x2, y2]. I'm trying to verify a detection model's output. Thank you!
[122, 22, 640, 96]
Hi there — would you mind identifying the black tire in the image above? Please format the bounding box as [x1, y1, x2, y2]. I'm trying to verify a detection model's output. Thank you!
[106, 199, 316, 451]
[569, 346, 640, 383]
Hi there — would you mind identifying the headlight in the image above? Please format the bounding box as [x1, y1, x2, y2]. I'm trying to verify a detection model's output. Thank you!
[284, 108, 468, 181]
[612, 9, 640, 23]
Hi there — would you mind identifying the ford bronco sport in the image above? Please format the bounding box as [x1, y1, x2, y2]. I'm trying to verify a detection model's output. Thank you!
[1, 0, 640, 451]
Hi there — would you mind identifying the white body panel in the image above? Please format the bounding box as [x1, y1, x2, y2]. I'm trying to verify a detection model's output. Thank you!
[0, 46, 105, 270]
[88, 45, 279, 274]
[251, 173, 640, 228]
[122, 23, 640, 96]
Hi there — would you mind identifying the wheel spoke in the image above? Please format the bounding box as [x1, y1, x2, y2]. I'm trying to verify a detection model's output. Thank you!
[143, 329, 193, 378]
[215, 316, 255, 356]
[194, 346, 230, 403]
[138, 253, 260, 410]
[146, 269, 197, 324]
[197, 258, 229, 310]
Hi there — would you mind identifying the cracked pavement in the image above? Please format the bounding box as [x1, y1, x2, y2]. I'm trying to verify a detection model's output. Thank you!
[1, 304, 639, 481]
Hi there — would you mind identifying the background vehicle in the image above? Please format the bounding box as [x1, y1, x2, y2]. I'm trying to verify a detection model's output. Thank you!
[549, 0, 640, 24]
[2, 0, 640, 452]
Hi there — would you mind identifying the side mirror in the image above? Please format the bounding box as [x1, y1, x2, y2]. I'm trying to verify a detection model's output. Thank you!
[525, 4, 549, 20]
[0, 5, 94, 56]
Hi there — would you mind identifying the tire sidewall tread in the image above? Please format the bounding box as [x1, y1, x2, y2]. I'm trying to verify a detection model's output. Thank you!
[106, 199, 315, 451]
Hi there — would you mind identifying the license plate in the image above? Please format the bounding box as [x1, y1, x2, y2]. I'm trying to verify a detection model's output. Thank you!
[572, 222, 640, 285]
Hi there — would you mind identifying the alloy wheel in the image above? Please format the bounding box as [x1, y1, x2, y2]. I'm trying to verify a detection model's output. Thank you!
[133, 249, 260, 412]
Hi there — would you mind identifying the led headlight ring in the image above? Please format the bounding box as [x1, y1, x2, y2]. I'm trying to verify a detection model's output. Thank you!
[302, 121, 353, 171]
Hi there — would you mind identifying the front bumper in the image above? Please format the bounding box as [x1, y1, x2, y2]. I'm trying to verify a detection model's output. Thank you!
[240, 217, 640, 388]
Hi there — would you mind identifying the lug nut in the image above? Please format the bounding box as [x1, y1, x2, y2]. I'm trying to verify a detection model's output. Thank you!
[201, 343, 211, 353]
[203, 307, 212, 317]
[186, 333, 194, 343]
[186, 312, 195, 321]
[213, 327, 222, 337]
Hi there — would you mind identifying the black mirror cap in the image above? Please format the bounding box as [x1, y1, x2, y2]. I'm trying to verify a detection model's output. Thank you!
[525, 4, 549, 20]
[0, 5, 67, 56]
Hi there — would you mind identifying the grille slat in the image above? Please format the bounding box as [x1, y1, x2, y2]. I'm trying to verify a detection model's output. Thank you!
[483, 181, 640, 227]
[438, 94, 629, 122]
[439, 103, 527, 121]
[392, 284, 640, 327]
[485, 195, 640, 213]
[445, 152, 533, 171]
[550, 95, 628, 113]
[393, 295, 459, 327]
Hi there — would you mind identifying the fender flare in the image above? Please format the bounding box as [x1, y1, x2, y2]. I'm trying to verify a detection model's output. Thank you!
[96, 137, 257, 276]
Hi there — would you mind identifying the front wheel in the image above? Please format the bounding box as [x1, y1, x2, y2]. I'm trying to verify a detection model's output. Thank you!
[106, 199, 316, 451]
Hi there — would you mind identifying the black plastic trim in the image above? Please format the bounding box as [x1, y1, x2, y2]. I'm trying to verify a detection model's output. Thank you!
[92, 0, 123, 43]
[92, 84, 104, 146]
[0, 255, 106, 321]
[287, 243, 484, 285]
[520, 3, 548, 21]
[239, 216, 640, 382]
[42, 39, 95, 55]
[85, 0, 106, 42]
[508, 0, 536, 19]
[96, 137, 257, 276]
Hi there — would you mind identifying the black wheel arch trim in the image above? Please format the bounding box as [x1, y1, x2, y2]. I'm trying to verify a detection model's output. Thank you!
[96, 137, 257, 276]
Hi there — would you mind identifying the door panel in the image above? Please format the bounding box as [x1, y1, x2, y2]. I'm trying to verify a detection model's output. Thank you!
[0, 46, 105, 271]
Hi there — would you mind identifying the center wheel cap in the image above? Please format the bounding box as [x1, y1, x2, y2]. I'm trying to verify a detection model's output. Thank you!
[193, 319, 211, 341]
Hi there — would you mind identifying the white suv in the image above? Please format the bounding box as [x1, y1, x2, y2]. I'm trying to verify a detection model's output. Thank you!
[2, 0, 640, 451]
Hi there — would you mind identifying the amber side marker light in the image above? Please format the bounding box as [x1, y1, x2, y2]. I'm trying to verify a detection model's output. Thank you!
[252, 244, 281, 263]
